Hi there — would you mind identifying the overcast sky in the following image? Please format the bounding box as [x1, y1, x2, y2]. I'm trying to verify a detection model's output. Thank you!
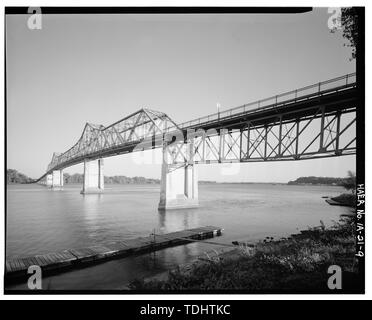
[6, 8, 356, 182]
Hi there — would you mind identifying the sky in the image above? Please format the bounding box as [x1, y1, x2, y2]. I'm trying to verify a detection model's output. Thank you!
[6, 9, 356, 182]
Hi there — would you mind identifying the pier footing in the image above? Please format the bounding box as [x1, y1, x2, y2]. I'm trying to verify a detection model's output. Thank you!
[80, 188, 104, 195]
[81, 159, 104, 194]
[158, 162, 199, 210]
[46, 174, 53, 187]
[46, 170, 63, 189]
[51, 170, 63, 189]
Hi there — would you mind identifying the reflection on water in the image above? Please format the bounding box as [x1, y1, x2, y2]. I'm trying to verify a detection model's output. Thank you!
[6, 183, 351, 290]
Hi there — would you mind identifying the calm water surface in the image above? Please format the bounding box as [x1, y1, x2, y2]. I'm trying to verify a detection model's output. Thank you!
[6, 183, 350, 290]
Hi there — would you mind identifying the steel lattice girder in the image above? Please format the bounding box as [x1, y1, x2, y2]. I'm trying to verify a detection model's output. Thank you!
[166, 105, 356, 165]
[47, 108, 179, 172]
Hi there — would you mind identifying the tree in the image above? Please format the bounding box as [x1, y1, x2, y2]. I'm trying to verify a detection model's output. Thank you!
[331, 7, 359, 60]
[7, 169, 33, 184]
[341, 7, 358, 60]
[341, 170, 356, 193]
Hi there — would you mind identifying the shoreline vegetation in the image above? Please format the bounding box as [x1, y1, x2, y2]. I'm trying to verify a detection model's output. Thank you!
[288, 176, 355, 186]
[8, 169, 355, 187]
[7, 169, 216, 185]
[129, 214, 359, 292]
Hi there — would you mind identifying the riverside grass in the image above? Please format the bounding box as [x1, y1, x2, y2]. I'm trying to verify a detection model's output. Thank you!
[130, 215, 359, 292]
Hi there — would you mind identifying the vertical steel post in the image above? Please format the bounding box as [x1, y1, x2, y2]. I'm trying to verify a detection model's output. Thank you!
[202, 132, 206, 163]
[278, 116, 283, 156]
[219, 129, 225, 163]
[246, 122, 251, 159]
[335, 112, 341, 153]
[239, 128, 243, 161]
[319, 106, 325, 151]
[264, 126, 268, 160]
[295, 120, 300, 157]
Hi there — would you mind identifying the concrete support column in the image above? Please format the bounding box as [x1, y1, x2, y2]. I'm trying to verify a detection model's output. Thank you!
[81, 159, 104, 194]
[158, 141, 198, 210]
[51, 170, 63, 189]
[46, 174, 53, 187]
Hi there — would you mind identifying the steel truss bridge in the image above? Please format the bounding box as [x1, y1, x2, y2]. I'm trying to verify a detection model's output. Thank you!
[40, 73, 357, 181]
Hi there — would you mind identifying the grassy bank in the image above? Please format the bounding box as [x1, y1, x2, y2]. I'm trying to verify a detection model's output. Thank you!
[329, 193, 356, 207]
[130, 215, 360, 293]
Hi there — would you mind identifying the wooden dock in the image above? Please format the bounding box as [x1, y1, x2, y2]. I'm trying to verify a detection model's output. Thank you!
[5, 226, 222, 281]
[325, 198, 351, 207]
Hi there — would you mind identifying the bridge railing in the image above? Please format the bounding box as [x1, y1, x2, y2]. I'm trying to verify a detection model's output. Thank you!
[174, 73, 356, 129]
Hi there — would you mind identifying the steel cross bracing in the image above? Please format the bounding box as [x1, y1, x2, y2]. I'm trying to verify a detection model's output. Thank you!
[44, 73, 357, 177]
[47, 108, 179, 172]
[165, 107, 356, 165]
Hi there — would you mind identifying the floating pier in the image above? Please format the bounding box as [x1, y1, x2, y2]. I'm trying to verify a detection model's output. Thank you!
[5, 226, 222, 281]
[325, 198, 351, 206]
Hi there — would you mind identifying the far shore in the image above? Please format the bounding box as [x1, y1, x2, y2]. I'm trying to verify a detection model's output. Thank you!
[7, 181, 347, 186]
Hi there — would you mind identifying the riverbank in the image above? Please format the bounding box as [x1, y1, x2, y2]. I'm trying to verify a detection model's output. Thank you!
[129, 214, 359, 293]
[326, 193, 355, 207]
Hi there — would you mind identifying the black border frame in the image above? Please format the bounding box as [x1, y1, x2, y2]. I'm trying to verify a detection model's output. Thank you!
[3, 6, 365, 295]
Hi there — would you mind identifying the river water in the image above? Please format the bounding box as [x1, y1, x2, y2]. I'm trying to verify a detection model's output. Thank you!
[6, 183, 350, 290]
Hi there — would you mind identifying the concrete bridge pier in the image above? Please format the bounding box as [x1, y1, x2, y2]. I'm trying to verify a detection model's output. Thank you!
[51, 170, 64, 189]
[46, 174, 53, 187]
[158, 141, 199, 210]
[81, 159, 104, 194]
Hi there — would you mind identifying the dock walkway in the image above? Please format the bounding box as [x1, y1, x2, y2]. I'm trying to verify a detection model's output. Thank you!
[5, 226, 222, 281]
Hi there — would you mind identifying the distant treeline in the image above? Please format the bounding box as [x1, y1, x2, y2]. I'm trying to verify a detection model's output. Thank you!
[288, 176, 352, 186]
[6, 169, 159, 185]
[7, 169, 33, 184]
[63, 173, 160, 184]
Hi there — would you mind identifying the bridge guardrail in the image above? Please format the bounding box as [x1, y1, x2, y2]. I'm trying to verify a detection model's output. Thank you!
[174, 72, 356, 129]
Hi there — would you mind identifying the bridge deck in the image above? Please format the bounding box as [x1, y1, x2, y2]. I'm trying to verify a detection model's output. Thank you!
[5, 226, 222, 282]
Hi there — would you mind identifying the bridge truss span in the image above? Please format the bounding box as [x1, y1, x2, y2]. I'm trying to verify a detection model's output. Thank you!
[166, 105, 356, 166]
[165, 73, 357, 165]
[47, 108, 178, 173]
[44, 73, 358, 174]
